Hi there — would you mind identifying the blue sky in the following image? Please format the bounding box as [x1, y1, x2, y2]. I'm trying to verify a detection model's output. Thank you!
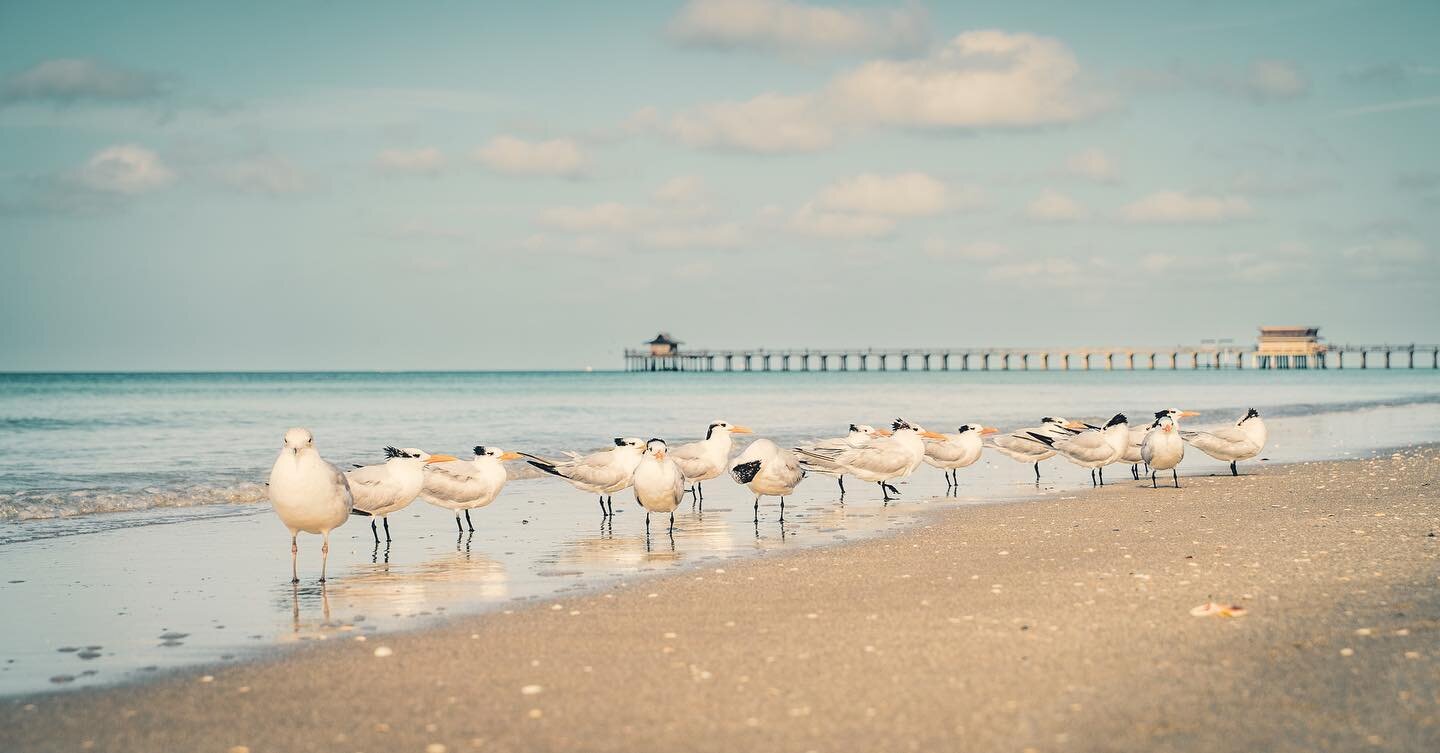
[1, 0, 1437, 370]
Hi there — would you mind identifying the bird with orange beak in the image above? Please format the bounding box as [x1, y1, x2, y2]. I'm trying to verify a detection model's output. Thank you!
[795, 419, 946, 502]
[420, 445, 523, 533]
[633, 439, 686, 534]
[923, 424, 1000, 490]
[347, 446, 458, 542]
[669, 420, 753, 506]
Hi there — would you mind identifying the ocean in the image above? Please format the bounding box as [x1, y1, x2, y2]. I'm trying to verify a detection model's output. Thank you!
[1, 369, 1437, 694]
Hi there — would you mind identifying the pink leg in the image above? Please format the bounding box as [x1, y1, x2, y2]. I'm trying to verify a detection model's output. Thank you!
[320, 531, 330, 583]
[290, 531, 299, 584]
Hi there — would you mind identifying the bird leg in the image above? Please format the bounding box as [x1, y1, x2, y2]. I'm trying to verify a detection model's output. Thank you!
[370, 519, 379, 543]
[320, 532, 330, 583]
[599, 496, 607, 514]
[879, 482, 891, 502]
[696, 482, 703, 501]
[382, 517, 391, 542]
[455, 514, 464, 534]
[645, 512, 651, 534]
[1151, 470, 1157, 488]
[465, 509, 474, 532]
[1173, 469, 1180, 488]
[1089, 469, 1097, 487]
[290, 532, 299, 584]
[753, 495, 760, 523]
[1098, 467, 1105, 486]
[884, 482, 901, 497]
[779, 496, 785, 523]
[1033, 462, 1041, 484]
[1230, 460, 1238, 476]
[669, 511, 675, 532]
[837, 476, 846, 497]
[1131, 464, 1139, 481]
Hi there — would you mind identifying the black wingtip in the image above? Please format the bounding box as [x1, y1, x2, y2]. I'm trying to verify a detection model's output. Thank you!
[349, 508, 372, 517]
[526, 460, 566, 478]
[731, 459, 762, 484]
[1026, 432, 1056, 446]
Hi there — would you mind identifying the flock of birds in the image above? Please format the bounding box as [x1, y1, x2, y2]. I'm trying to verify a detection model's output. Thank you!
[266, 409, 1269, 582]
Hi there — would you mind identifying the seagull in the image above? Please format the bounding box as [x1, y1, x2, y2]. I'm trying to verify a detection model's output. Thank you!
[1141, 413, 1185, 488]
[730, 438, 806, 522]
[267, 428, 353, 584]
[795, 419, 945, 501]
[348, 446, 456, 542]
[1023, 414, 1129, 486]
[522, 437, 646, 516]
[1182, 408, 1268, 476]
[924, 424, 998, 490]
[633, 439, 686, 534]
[987, 417, 1080, 482]
[670, 420, 753, 505]
[796, 424, 890, 496]
[420, 446, 522, 533]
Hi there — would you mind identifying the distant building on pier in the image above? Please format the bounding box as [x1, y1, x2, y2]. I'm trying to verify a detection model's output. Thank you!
[1255, 326, 1326, 369]
[645, 333, 681, 356]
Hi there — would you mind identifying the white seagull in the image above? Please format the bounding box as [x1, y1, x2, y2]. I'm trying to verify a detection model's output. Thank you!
[730, 438, 806, 522]
[987, 417, 1081, 482]
[267, 428, 353, 584]
[523, 437, 647, 516]
[633, 439, 686, 534]
[924, 423, 998, 490]
[1182, 408, 1268, 476]
[796, 423, 890, 496]
[1023, 414, 1130, 486]
[670, 420, 753, 505]
[420, 445, 522, 533]
[348, 446, 457, 542]
[1141, 413, 1186, 488]
[795, 419, 945, 501]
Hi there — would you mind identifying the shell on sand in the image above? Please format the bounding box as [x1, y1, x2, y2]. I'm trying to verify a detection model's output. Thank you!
[1189, 602, 1247, 618]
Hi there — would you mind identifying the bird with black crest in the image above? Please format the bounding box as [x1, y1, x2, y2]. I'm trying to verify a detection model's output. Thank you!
[730, 438, 806, 522]
[1182, 408, 1268, 475]
[420, 445, 523, 533]
[1023, 414, 1129, 486]
[348, 446, 457, 542]
[795, 418, 945, 501]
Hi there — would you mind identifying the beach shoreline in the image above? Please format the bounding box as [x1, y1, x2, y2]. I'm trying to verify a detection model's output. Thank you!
[5, 447, 1438, 752]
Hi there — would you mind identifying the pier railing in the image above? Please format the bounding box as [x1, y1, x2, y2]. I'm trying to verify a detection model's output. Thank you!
[623, 344, 1440, 372]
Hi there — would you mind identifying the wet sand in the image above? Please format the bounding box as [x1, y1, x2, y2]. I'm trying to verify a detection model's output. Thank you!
[5, 449, 1438, 752]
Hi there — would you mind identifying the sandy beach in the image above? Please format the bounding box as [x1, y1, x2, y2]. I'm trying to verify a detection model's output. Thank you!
[5, 448, 1438, 752]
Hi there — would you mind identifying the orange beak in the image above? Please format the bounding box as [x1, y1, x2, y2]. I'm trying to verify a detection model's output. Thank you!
[425, 454, 459, 464]
[730, 425, 754, 434]
[1064, 421, 1088, 430]
[875, 429, 893, 437]
[655, 450, 666, 461]
[1179, 411, 1201, 418]
[498, 451, 522, 461]
[920, 430, 946, 440]
[981, 426, 999, 436]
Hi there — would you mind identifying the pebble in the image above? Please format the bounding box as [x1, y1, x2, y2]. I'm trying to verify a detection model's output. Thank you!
[1340, 648, 1355, 657]
[227, 747, 250, 753]
[426, 744, 447, 753]
[374, 646, 393, 658]
[521, 685, 543, 695]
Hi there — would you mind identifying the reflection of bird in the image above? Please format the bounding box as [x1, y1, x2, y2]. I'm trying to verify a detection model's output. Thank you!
[523, 438, 646, 516]
[420, 446, 521, 533]
[348, 447, 456, 542]
[730, 438, 805, 522]
[267, 428, 352, 584]
[1024, 414, 1129, 486]
[796, 424, 889, 496]
[670, 420, 752, 505]
[1141, 413, 1185, 487]
[795, 419, 944, 501]
[987, 417, 1077, 482]
[633, 439, 685, 533]
[923, 424, 997, 490]
[1182, 408, 1267, 476]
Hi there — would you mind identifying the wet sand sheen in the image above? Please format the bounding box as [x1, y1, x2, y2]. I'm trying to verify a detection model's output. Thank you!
[4, 448, 1437, 752]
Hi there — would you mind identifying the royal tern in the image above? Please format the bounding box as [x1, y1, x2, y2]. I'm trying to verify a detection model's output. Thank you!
[420, 446, 522, 532]
[670, 420, 753, 505]
[924, 424, 998, 489]
[348, 446, 457, 542]
[987, 417, 1077, 482]
[523, 438, 646, 515]
[633, 439, 686, 533]
[795, 419, 944, 501]
[797, 424, 890, 496]
[730, 438, 806, 522]
[267, 428, 353, 583]
[1140, 413, 1185, 488]
[1121, 409, 1199, 479]
[1182, 408, 1267, 475]
[1025, 414, 1129, 486]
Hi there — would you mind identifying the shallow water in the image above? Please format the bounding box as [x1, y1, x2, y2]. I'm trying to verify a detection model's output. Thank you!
[0, 370, 1437, 695]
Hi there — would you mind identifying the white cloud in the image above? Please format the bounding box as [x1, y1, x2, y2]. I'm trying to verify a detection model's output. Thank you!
[641, 223, 745, 250]
[2, 59, 166, 104]
[922, 238, 1008, 261]
[986, 257, 1084, 285]
[653, 175, 707, 204]
[826, 31, 1100, 128]
[1065, 148, 1118, 183]
[375, 147, 445, 175]
[637, 94, 834, 153]
[668, 0, 927, 56]
[788, 203, 895, 239]
[1120, 191, 1253, 224]
[213, 155, 306, 195]
[474, 135, 586, 177]
[538, 202, 642, 232]
[76, 145, 174, 194]
[1246, 59, 1309, 102]
[1026, 189, 1087, 222]
[816, 172, 954, 216]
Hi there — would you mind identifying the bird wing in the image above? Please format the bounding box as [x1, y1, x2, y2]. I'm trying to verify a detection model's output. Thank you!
[668, 440, 708, 461]
[1052, 431, 1114, 462]
[422, 462, 483, 501]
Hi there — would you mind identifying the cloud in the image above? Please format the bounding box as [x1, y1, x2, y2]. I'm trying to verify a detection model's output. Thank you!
[922, 238, 1008, 261]
[375, 147, 445, 175]
[816, 172, 953, 216]
[1064, 147, 1118, 183]
[75, 145, 174, 194]
[1120, 191, 1252, 224]
[1244, 59, 1309, 102]
[641, 223, 745, 250]
[212, 155, 306, 195]
[986, 257, 1085, 285]
[653, 175, 708, 204]
[1026, 189, 1087, 222]
[667, 0, 927, 56]
[1, 59, 166, 105]
[538, 202, 642, 233]
[787, 203, 895, 239]
[535, 179, 744, 251]
[826, 31, 1101, 128]
[635, 94, 834, 153]
[1330, 95, 1440, 119]
[1342, 62, 1440, 87]
[474, 135, 586, 177]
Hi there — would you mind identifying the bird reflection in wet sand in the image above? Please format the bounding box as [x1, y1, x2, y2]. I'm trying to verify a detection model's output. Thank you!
[284, 582, 332, 638]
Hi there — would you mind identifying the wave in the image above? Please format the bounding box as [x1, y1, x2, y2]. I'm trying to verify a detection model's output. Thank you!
[0, 482, 268, 521]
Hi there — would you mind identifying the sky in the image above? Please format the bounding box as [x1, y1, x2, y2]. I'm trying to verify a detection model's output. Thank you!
[1, 0, 1438, 371]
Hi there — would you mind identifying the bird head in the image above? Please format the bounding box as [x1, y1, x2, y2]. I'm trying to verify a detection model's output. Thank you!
[474, 445, 522, 461]
[706, 420, 753, 439]
[283, 427, 315, 455]
[646, 438, 668, 461]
